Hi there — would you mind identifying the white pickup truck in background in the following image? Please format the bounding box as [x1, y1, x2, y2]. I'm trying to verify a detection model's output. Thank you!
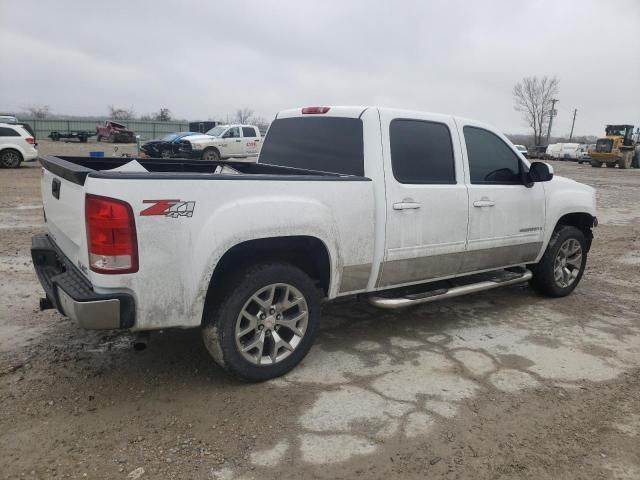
[178, 124, 262, 161]
[32, 106, 597, 381]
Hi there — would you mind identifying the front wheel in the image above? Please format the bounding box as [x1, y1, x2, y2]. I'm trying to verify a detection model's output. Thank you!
[201, 148, 220, 161]
[590, 160, 602, 168]
[618, 151, 632, 169]
[202, 263, 321, 381]
[530, 225, 587, 297]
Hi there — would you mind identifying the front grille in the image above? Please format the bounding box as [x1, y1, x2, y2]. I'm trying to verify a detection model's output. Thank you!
[595, 139, 613, 153]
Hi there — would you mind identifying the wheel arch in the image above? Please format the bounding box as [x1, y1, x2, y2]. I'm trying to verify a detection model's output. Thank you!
[202, 146, 221, 159]
[554, 212, 596, 252]
[201, 235, 332, 325]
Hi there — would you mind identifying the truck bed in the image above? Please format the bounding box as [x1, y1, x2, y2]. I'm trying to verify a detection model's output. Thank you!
[39, 155, 369, 185]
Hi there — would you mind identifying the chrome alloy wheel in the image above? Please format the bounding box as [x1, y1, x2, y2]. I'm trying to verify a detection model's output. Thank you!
[235, 283, 309, 365]
[553, 238, 583, 288]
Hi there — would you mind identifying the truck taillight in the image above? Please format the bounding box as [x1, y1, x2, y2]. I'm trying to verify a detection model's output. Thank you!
[25, 137, 35, 144]
[301, 106, 330, 114]
[85, 194, 138, 274]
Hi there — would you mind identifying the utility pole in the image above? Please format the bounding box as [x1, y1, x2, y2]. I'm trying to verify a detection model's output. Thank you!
[569, 109, 577, 140]
[546, 98, 558, 143]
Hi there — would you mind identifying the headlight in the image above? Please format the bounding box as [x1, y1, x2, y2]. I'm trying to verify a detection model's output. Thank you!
[190, 143, 203, 150]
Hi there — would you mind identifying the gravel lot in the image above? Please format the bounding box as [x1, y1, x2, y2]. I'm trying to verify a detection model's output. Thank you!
[1, 143, 639, 479]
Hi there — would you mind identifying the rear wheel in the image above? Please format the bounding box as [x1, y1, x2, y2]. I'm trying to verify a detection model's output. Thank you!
[0, 149, 23, 168]
[96, 134, 103, 142]
[590, 160, 602, 168]
[202, 148, 220, 161]
[202, 263, 321, 381]
[606, 163, 616, 168]
[108, 133, 115, 143]
[530, 225, 587, 297]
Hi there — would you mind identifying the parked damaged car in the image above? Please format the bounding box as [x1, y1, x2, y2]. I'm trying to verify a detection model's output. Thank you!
[96, 121, 136, 143]
[139, 132, 198, 158]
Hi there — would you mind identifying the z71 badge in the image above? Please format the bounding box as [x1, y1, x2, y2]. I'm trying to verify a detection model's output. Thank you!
[140, 200, 195, 218]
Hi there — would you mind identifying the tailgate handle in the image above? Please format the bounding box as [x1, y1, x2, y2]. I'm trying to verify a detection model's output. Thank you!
[52, 178, 61, 199]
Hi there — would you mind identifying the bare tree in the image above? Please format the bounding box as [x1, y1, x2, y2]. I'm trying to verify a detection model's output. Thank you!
[25, 104, 51, 119]
[107, 105, 135, 121]
[140, 108, 172, 121]
[234, 107, 254, 124]
[249, 116, 270, 133]
[513, 76, 559, 146]
[154, 107, 172, 121]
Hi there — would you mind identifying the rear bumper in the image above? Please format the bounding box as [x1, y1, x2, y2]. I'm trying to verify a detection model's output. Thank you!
[31, 233, 135, 329]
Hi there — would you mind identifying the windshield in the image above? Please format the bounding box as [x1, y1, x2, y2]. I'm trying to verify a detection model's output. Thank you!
[259, 117, 364, 176]
[161, 133, 179, 142]
[205, 126, 227, 137]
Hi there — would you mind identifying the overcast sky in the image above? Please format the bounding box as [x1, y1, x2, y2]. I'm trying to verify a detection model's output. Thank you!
[1, 0, 639, 136]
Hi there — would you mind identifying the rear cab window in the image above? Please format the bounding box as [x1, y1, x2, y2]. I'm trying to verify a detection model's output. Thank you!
[258, 117, 364, 176]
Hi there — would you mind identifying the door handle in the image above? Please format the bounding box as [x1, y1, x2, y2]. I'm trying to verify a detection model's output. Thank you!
[393, 202, 421, 210]
[473, 199, 495, 207]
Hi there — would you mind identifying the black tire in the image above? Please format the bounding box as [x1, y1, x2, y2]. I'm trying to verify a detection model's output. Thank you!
[529, 225, 587, 297]
[0, 149, 23, 168]
[201, 148, 220, 161]
[97, 134, 103, 142]
[202, 262, 321, 381]
[618, 151, 632, 169]
[590, 160, 602, 168]
[108, 133, 115, 143]
[606, 163, 616, 168]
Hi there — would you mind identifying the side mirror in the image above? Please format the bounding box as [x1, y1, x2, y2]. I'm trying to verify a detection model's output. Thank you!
[528, 161, 554, 183]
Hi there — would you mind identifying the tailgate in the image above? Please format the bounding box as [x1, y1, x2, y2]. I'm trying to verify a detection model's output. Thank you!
[41, 166, 86, 270]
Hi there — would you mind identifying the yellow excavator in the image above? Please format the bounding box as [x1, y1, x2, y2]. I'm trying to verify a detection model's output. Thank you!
[590, 124, 640, 169]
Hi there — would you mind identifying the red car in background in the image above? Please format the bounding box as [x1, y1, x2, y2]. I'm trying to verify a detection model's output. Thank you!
[96, 121, 135, 143]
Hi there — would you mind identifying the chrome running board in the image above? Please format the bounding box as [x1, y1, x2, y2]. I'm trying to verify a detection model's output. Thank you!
[368, 269, 532, 309]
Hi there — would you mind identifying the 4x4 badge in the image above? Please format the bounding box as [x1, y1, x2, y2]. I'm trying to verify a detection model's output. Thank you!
[140, 200, 195, 218]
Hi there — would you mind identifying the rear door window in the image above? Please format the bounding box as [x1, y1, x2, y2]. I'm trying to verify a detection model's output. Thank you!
[389, 119, 456, 184]
[0, 127, 20, 137]
[259, 117, 364, 176]
[242, 127, 257, 138]
[464, 126, 522, 184]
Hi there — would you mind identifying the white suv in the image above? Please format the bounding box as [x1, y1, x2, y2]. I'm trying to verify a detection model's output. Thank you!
[0, 123, 38, 168]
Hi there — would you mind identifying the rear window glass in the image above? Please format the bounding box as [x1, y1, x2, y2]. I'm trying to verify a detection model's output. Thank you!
[259, 117, 364, 176]
[389, 119, 455, 184]
[242, 127, 257, 137]
[0, 127, 20, 137]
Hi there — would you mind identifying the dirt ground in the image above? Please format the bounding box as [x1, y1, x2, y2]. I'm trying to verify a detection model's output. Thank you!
[1, 144, 639, 479]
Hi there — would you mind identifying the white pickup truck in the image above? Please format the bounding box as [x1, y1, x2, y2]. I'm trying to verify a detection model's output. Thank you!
[32, 106, 597, 381]
[178, 124, 262, 161]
